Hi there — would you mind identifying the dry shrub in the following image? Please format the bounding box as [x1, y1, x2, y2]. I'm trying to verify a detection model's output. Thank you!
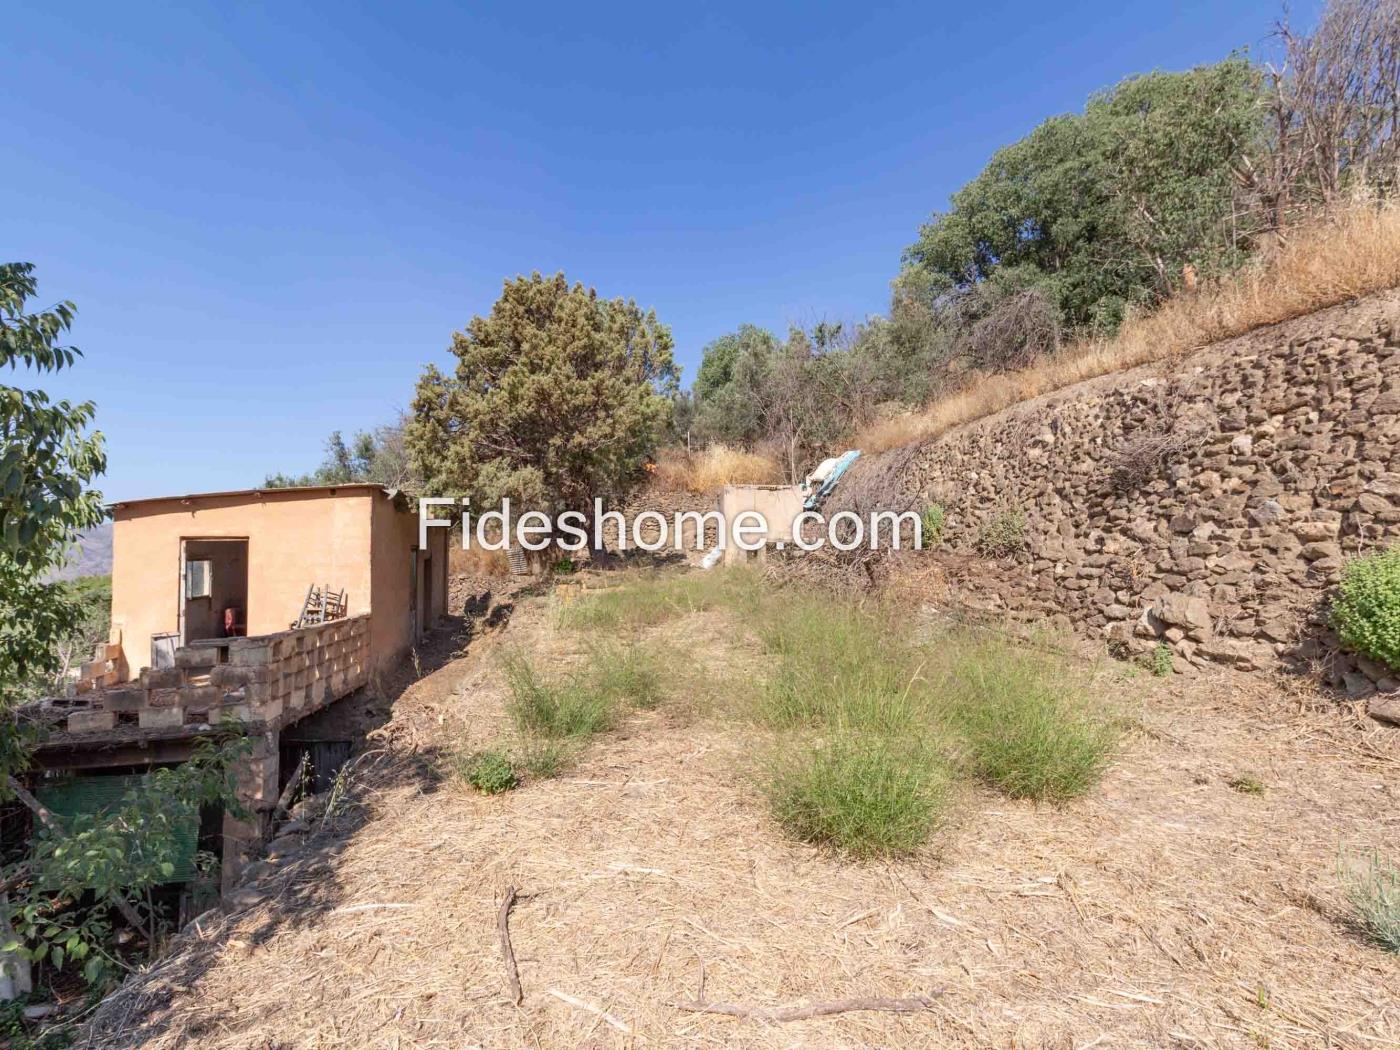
[962, 287, 1061, 372]
[857, 200, 1400, 453]
[651, 444, 782, 493]
[448, 542, 509, 577]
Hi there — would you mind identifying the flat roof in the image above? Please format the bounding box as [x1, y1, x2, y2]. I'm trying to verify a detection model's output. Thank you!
[110, 483, 401, 511]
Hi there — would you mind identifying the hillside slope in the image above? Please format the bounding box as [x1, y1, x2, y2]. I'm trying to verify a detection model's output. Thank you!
[82, 584, 1399, 1049]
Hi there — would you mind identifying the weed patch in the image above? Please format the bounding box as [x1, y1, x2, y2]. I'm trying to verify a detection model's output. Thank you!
[515, 739, 575, 781]
[755, 600, 923, 733]
[456, 750, 519, 794]
[767, 738, 951, 858]
[941, 641, 1116, 802]
[503, 653, 613, 739]
[558, 569, 761, 631]
[974, 509, 1027, 558]
[1347, 854, 1400, 953]
[1226, 774, 1264, 796]
[585, 641, 671, 710]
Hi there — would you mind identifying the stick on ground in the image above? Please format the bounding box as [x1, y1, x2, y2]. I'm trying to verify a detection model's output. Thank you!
[497, 885, 523, 1005]
[671, 994, 941, 1022]
[548, 989, 632, 1033]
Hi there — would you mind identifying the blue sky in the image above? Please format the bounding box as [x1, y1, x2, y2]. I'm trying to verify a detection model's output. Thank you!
[7, 0, 1306, 501]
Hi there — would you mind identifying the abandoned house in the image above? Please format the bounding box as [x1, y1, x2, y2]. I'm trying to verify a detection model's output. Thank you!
[19, 484, 450, 900]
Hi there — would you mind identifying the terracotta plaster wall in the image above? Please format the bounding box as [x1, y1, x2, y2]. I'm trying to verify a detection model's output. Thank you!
[368, 496, 450, 670]
[111, 490, 375, 677]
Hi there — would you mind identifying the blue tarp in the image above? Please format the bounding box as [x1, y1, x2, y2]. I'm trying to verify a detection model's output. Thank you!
[804, 449, 861, 510]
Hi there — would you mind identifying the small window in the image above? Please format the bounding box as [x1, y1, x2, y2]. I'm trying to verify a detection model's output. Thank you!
[186, 559, 212, 600]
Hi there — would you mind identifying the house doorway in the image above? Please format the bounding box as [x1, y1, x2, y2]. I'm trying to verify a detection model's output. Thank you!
[180, 538, 249, 644]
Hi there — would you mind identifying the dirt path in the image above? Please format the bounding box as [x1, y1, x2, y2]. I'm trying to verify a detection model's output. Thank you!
[86, 585, 1399, 1049]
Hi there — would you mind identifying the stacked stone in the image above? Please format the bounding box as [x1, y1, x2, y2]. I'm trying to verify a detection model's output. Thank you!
[835, 292, 1400, 694]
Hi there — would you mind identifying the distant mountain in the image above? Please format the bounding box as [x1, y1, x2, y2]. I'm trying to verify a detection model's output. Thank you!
[47, 522, 113, 582]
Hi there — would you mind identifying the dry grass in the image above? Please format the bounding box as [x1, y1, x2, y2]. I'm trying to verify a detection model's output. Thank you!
[652, 444, 782, 493]
[87, 588, 1400, 1050]
[859, 200, 1400, 452]
[449, 541, 510, 577]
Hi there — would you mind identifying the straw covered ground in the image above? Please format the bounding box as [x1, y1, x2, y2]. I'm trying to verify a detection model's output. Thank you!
[84, 573, 1399, 1049]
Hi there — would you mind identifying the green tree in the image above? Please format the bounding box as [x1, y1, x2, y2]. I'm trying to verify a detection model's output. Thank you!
[407, 272, 678, 520]
[692, 325, 778, 446]
[905, 56, 1264, 332]
[265, 416, 417, 491]
[0, 263, 106, 771]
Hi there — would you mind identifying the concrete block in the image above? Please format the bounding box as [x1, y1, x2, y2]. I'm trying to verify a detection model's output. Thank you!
[174, 648, 218, 670]
[231, 645, 273, 667]
[142, 667, 183, 689]
[182, 685, 222, 707]
[101, 688, 145, 713]
[78, 659, 109, 680]
[67, 710, 116, 733]
[148, 688, 183, 708]
[138, 707, 185, 729]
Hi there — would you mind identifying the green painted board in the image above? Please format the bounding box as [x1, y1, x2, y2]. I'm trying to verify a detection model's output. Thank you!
[35, 775, 201, 884]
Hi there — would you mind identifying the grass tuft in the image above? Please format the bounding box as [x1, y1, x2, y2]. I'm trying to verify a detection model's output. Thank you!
[1347, 854, 1400, 953]
[756, 599, 922, 733]
[1226, 773, 1265, 796]
[503, 653, 613, 739]
[515, 738, 575, 781]
[941, 641, 1116, 802]
[558, 569, 762, 631]
[767, 738, 951, 858]
[585, 641, 671, 710]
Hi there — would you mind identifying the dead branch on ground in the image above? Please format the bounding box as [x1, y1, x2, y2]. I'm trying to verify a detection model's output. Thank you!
[670, 993, 942, 1022]
[497, 884, 523, 1005]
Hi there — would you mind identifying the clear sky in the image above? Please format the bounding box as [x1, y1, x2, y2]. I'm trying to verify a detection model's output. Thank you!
[7, 0, 1308, 501]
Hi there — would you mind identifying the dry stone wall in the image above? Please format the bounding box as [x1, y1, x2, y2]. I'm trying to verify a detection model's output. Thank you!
[837, 291, 1400, 698]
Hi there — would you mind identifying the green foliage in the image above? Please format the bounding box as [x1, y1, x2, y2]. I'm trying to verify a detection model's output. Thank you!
[552, 557, 576, 575]
[0, 263, 107, 777]
[407, 273, 679, 514]
[557, 571, 1115, 854]
[692, 325, 779, 446]
[502, 653, 613, 739]
[585, 642, 669, 710]
[919, 504, 946, 549]
[941, 643, 1117, 802]
[557, 569, 760, 631]
[905, 57, 1264, 332]
[1226, 774, 1265, 796]
[457, 750, 519, 794]
[767, 738, 951, 858]
[756, 600, 922, 734]
[0, 998, 70, 1050]
[1330, 547, 1400, 671]
[265, 416, 416, 491]
[1150, 643, 1174, 677]
[1347, 853, 1400, 953]
[2, 734, 250, 985]
[515, 739, 574, 781]
[974, 509, 1027, 558]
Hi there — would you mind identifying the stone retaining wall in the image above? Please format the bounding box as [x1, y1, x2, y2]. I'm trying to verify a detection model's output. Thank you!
[830, 291, 1400, 698]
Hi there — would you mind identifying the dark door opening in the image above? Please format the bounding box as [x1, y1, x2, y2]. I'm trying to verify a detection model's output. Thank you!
[181, 538, 249, 644]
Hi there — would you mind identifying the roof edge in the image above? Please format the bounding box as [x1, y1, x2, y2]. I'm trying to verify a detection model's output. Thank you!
[109, 483, 400, 511]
